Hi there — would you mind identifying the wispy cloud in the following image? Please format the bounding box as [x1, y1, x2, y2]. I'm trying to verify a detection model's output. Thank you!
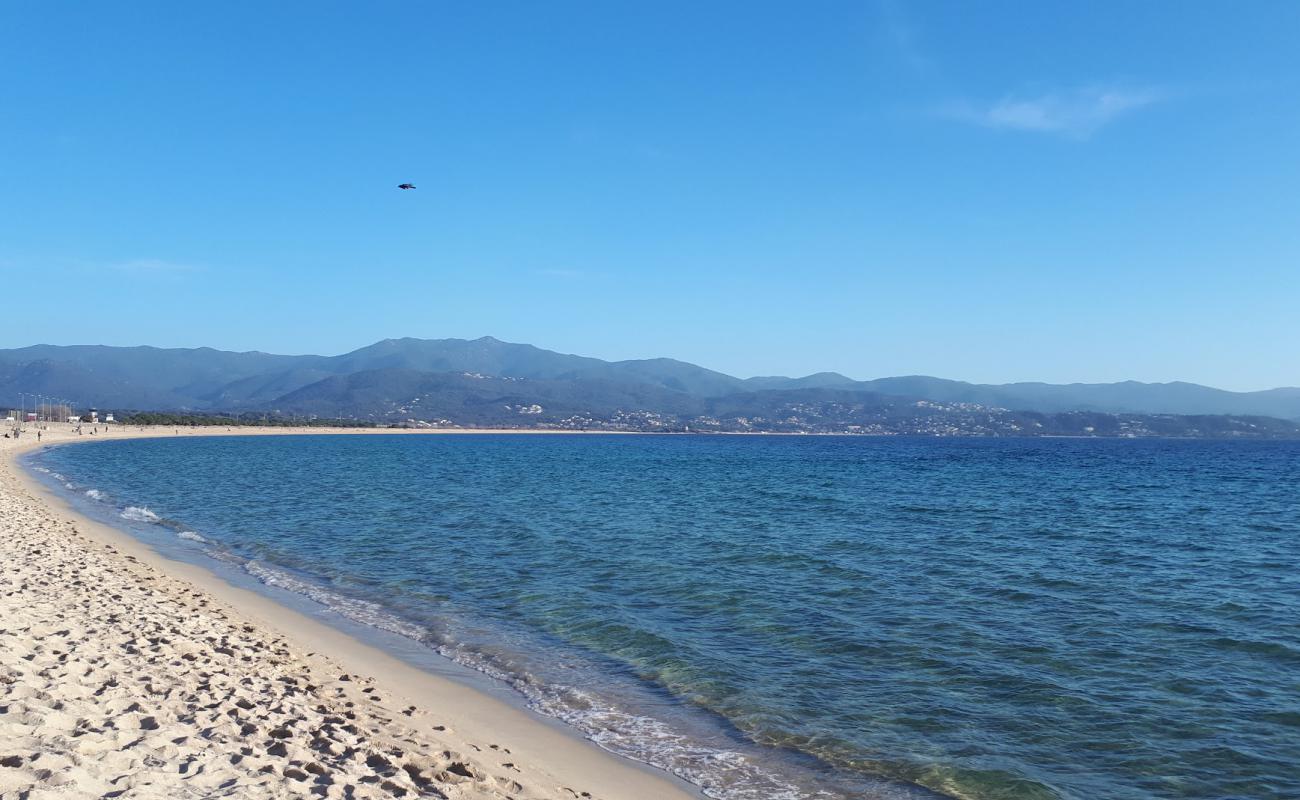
[535, 268, 583, 279]
[0, 256, 205, 281]
[878, 0, 934, 76]
[107, 258, 203, 276]
[945, 86, 1163, 139]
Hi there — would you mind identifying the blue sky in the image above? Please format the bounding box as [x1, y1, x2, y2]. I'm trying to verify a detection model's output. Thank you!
[2, 2, 1297, 390]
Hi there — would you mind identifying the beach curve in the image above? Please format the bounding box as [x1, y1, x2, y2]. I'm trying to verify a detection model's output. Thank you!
[0, 423, 701, 800]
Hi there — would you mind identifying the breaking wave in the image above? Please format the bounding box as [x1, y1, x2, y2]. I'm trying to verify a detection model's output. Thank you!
[120, 506, 161, 522]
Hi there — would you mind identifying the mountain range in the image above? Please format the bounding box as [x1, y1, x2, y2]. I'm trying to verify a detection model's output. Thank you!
[2, 337, 1299, 434]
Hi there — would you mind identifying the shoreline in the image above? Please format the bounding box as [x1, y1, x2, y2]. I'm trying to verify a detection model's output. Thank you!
[1, 424, 702, 799]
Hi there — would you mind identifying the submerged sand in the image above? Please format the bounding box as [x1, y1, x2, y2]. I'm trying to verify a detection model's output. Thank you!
[0, 425, 697, 799]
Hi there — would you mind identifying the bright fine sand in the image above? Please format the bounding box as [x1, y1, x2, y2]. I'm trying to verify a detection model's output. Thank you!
[1, 424, 698, 799]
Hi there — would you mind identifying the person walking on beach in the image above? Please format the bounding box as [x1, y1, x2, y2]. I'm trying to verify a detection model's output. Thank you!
[37, 431, 41, 442]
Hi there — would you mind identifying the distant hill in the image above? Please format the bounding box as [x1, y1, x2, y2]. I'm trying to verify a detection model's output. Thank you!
[741, 372, 860, 392]
[853, 376, 1300, 419]
[2, 337, 1298, 435]
[268, 368, 705, 424]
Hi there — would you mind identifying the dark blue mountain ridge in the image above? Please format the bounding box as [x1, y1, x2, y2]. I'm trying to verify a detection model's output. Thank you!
[1, 337, 1297, 422]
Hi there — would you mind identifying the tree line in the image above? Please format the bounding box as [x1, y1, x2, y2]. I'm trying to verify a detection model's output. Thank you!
[117, 412, 377, 428]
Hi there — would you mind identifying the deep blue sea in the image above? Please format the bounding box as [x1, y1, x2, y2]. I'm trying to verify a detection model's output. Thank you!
[26, 434, 1300, 800]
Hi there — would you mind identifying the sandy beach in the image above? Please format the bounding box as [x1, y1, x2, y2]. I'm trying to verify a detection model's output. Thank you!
[1, 424, 698, 800]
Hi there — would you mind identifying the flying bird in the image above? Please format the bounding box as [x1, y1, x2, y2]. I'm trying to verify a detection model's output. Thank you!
[398, 183, 416, 190]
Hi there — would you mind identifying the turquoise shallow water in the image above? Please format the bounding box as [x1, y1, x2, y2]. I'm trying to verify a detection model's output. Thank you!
[28, 434, 1300, 800]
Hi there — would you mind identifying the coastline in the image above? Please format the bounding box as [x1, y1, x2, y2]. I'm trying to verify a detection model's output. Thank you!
[1, 424, 701, 799]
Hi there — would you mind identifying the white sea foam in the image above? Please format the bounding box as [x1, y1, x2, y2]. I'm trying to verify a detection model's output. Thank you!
[177, 530, 207, 543]
[243, 562, 428, 642]
[85, 489, 107, 501]
[493, 667, 818, 800]
[120, 506, 160, 523]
